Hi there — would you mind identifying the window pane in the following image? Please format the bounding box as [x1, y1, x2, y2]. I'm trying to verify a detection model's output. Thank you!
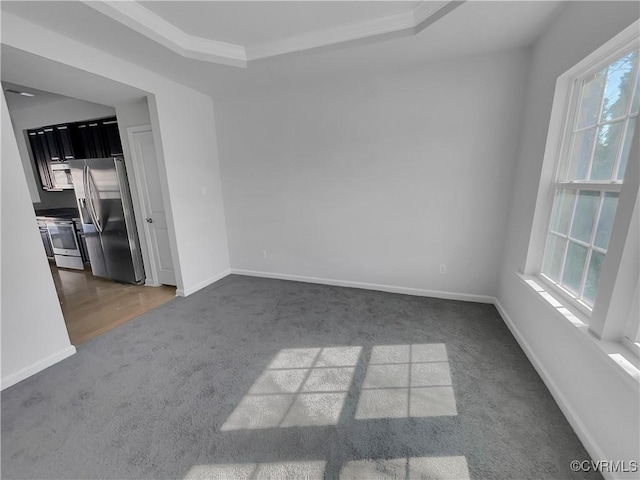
[576, 69, 606, 129]
[594, 192, 619, 249]
[562, 242, 588, 294]
[566, 128, 595, 180]
[583, 251, 605, 305]
[601, 51, 637, 122]
[617, 118, 636, 180]
[570, 191, 600, 242]
[550, 189, 576, 234]
[590, 122, 624, 180]
[543, 234, 566, 282]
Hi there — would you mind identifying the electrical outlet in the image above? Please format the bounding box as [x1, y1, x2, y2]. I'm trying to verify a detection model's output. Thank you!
[440, 264, 447, 274]
[262, 249, 267, 259]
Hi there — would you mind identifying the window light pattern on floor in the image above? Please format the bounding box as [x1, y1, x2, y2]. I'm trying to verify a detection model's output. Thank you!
[340, 456, 469, 480]
[184, 456, 469, 480]
[221, 347, 361, 430]
[355, 344, 457, 419]
[185, 460, 326, 480]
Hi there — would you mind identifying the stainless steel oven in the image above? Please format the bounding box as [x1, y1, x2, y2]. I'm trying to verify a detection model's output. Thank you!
[46, 219, 84, 269]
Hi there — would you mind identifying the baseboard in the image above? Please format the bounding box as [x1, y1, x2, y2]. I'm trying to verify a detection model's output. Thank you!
[493, 299, 610, 475]
[230, 268, 494, 304]
[176, 269, 231, 297]
[1, 345, 76, 391]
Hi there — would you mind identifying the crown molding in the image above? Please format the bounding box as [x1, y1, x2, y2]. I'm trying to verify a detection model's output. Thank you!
[246, 8, 417, 61]
[414, 1, 451, 24]
[83, 1, 460, 68]
[84, 1, 248, 67]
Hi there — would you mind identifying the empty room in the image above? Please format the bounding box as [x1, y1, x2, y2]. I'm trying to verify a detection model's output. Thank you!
[1, 1, 639, 479]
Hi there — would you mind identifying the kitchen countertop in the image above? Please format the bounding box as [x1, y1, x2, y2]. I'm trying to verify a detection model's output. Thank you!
[35, 207, 79, 220]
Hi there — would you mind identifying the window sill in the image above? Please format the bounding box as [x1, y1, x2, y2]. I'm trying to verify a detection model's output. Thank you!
[537, 273, 594, 319]
[517, 273, 640, 389]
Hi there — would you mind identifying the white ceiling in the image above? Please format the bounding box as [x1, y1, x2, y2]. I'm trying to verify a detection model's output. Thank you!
[139, 1, 421, 46]
[1, 45, 148, 109]
[2, 81, 70, 111]
[83, 0, 460, 66]
[1, 1, 563, 98]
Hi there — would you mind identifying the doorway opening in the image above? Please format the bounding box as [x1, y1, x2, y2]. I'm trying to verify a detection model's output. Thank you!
[4, 81, 177, 345]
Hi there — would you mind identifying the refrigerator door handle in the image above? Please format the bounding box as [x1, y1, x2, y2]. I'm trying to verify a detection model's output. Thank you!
[84, 165, 103, 233]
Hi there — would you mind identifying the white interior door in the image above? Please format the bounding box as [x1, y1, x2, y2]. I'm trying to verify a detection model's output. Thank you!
[128, 126, 176, 286]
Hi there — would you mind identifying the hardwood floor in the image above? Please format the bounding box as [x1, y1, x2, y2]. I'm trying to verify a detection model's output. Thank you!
[49, 262, 176, 346]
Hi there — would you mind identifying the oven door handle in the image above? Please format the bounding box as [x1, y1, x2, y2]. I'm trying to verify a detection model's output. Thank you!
[84, 165, 103, 233]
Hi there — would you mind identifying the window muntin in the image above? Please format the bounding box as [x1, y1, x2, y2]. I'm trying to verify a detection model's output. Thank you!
[541, 49, 639, 309]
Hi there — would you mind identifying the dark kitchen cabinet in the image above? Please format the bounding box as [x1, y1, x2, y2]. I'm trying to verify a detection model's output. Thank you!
[78, 232, 89, 264]
[28, 126, 71, 190]
[100, 119, 123, 157]
[39, 227, 54, 259]
[37, 219, 55, 259]
[73, 218, 90, 265]
[56, 125, 75, 160]
[28, 130, 55, 190]
[42, 128, 62, 161]
[73, 122, 106, 159]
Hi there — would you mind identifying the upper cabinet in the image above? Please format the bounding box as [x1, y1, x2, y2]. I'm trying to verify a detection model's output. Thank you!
[27, 116, 123, 191]
[42, 127, 62, 161]
[56, 125, 75, 161]
[28, 130, 55, 190]
[100, 119, 124, 157]
[72, 121, 105, 159]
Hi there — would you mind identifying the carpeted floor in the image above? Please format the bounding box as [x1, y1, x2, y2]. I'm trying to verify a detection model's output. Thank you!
[2, 275, 600, 479]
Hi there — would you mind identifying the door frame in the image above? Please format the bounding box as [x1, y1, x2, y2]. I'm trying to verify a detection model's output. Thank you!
[127, 124, 161, 286]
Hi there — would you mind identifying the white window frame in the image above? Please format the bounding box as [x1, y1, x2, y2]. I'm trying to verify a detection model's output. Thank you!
[524, 20, 640, 353]
[539, 44, 638, 315]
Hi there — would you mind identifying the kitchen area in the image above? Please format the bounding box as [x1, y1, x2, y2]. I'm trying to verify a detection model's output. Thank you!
[6, 83, 176, 346]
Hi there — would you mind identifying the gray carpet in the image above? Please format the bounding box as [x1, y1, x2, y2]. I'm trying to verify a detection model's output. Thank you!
[2, 275, 600, 479]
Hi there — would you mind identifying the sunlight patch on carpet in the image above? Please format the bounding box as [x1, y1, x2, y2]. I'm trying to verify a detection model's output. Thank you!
[355, 344, 458, 419]
[221, 347, 361, 430]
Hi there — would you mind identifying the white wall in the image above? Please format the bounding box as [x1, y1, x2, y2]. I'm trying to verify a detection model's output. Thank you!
[7, 96, 115, 208]
[216, 50, 528, 300]
[1, 13, 230, 386]
[497, 1, 640, 473]
[151, 89, 229, 295]
[1, 92, 76, 389]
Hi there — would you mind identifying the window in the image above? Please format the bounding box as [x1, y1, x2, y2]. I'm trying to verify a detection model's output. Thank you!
[540, 48, 639, 313]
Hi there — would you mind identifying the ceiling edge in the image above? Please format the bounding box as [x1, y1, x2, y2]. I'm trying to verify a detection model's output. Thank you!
[246, 8, 417, 61]
[83, 1, 248, 67]
[83, 1, 460, 68]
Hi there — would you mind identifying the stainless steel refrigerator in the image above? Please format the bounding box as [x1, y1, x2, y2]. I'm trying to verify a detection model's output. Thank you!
[69, 157, 144, 284]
